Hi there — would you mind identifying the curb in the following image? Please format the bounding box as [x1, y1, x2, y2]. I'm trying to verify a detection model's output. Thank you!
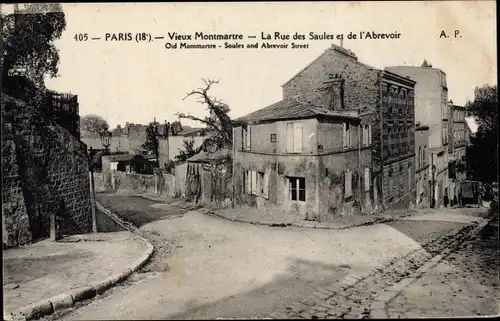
[376, 215, 496, 319]
[5, 203, 155, 321]
[138, 193, 418, 230]
[199, 207, 417, 230]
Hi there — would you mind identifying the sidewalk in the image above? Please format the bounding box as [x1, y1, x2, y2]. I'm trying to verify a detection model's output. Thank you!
[3, 231, 153, 320]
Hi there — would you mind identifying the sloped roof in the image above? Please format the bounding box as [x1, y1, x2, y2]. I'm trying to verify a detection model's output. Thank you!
[187, 148, 231, 163]
[232, 99, 360, 125]
[178, 127, 205, 136]
[107, 154, 146, 162]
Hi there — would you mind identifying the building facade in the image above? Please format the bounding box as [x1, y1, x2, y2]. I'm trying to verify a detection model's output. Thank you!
[386, 63, 449, 207]
[415, 124, 430, 208]
[232, 101, 372, 221]
[282, 44, 416, 211]
[232, 44, 417, 221]
[448, 102, 468, 203]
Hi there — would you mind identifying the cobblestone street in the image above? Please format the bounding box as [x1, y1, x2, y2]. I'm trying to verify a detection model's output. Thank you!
[272, 207, 497, 319]
[387, 216, 499, 318]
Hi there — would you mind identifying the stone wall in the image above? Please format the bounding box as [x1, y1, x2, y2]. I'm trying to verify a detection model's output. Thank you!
[282, 45, 379, 114]
[99, 170, 156, 195]
[2, 94, 92, 247]
[153, 169, 176, 197]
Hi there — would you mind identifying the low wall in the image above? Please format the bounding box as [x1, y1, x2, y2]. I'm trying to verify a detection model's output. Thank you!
[99, 170, 156, 195]
[95, 169, 176, 198]
[154, 169, 176, 197]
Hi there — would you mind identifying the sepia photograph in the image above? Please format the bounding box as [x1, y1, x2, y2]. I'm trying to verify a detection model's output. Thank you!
[1, 1, 498, 320]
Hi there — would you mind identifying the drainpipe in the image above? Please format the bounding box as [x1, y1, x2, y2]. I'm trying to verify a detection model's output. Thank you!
[378, 72, 384, 209]
[358, 118, 362, 213]
[231, 127, 235, 208]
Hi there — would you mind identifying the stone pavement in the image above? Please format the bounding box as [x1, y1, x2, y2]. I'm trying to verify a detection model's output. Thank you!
[3, 231, 152, 319]
[268, 207, 495, 319]
[386, 216, 499, 318]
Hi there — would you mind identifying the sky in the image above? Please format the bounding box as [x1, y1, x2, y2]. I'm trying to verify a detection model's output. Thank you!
[5, 2, 497, 132]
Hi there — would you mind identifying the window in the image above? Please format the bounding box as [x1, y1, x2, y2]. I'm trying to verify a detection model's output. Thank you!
[388, 88, 394, 114]
[408, 164, 413, 190]
[345, 170, 353, 197]
[243, 169, 250, 194]
[246, 170, 269, 198]
[364, 168, 370, 191]
[398, 90, 405, 114]
[387, 128, 393, 157]
[418, 147, 422, 169]
[286, 122, 303, 153]
[110, 162, 118, 171]
[270, 133, 277, 143]
[363, 125, 372, 146]
[288, 177, 305, 202]
[343, 122, 351, 149]
[326, 81, 344, 110]
[243, 125, 251, 150]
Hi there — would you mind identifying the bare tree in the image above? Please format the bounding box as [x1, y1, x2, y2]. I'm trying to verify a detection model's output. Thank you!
[177, 79, 232, 153]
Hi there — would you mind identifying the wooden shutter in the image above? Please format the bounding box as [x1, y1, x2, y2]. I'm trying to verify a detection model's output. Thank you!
[245, 126, 251, 149]
[368, 125, 372, 144]
[263, 171, 269, 199]
[286, 123, 294, 152]
[251, 170, 257, 195]
[247, 170, 251, 194]
[248, 126, 252, 149]
[293, 123, 303, 153]
[343, 123, 347, 148]
[364, 168, 370, 191]
[345, 171, 351, 196]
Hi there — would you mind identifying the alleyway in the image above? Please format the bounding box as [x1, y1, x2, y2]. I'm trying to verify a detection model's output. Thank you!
[48, 195, 496, 320]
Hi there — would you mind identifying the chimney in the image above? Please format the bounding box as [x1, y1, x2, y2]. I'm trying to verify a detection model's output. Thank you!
[340, 38, 343, 48]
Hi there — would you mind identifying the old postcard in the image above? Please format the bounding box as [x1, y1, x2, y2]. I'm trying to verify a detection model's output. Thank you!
[2, 1, 498, 320]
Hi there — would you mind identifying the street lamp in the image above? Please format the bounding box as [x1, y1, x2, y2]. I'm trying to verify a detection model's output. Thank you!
[99, 126, 112, 154]
[88, 146, 97, 233]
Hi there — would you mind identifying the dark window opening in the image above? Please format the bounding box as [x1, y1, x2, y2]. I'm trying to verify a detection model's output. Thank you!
[288, 177, 306, 202]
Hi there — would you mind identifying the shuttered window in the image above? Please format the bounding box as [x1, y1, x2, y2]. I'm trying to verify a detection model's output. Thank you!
[343, 122, 350, 149]
[286, 122, 303, 153]
[293, 123, 303, 153]
[345, 170, 353, 197]
[364, 168, 370, 191]
[251, 170, 257, 194]
[263, 171, 269, 199]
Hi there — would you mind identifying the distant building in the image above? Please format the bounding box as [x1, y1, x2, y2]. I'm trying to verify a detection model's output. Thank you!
[386, 62, 450, 207]
[82, 122, 210, 167]
[448, 102, 468, 202]
[102, 153, 152, 174]
[415, 123, 430, 207]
